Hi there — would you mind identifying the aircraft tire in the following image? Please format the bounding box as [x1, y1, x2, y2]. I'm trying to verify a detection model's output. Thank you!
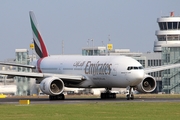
[130, 94, 134, 100]
[49, 94, 65, 100]
[126, 94, 130, 100]
[101, 93, 116, 99]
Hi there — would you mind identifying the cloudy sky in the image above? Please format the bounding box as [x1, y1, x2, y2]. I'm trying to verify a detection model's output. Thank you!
[0, 0, 180, 60]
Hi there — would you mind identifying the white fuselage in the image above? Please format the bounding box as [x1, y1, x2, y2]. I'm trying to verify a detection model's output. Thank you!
[35, 55, 145, 88]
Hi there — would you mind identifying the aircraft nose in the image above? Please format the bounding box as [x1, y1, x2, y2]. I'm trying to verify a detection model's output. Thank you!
[129, 70, 145, 86]
[137, 70, 145, 81]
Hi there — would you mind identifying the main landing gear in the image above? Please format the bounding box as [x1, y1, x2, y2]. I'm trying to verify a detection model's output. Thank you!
[126, 86, 134, 100]
[49, 94, 65, 100]
[100, 88, 116, 99]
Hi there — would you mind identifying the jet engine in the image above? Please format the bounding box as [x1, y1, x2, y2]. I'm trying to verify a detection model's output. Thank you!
[136, 74, 156, 93]
[40, 77, 64, 95]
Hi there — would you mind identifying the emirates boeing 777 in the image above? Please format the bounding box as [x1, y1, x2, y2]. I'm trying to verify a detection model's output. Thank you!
[1, 11, 180, 100]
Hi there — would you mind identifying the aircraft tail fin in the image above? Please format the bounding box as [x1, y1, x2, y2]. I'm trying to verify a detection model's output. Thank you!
[29, 11, 49, 58]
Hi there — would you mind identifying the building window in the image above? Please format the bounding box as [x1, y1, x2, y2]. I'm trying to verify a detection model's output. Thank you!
[148, 60, 150, 66]
[164, 78, 170, 86]
[164, 69, 170, 74]
[159, 60, 161, 66]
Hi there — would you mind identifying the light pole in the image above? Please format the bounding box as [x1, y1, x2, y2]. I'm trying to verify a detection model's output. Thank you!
[87, 39, 90, 55]
[30, 42, 34, 61]
[91, 39, 94, 56]
[87, 40, 90, 47]
[108, 35, 110, 56]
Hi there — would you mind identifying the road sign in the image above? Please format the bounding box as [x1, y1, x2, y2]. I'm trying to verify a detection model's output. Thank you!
[107, 44, 113, 50]
[30, 43, 34, 49]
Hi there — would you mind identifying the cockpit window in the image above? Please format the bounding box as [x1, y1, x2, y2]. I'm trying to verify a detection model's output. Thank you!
[127, 67, 132, 70]
[127, 66, 143, 70]
[138, 66, 143, 69]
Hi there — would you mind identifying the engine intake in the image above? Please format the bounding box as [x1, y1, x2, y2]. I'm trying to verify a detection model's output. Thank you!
[136, 74, 156, 93]
[40, 77, 64, 95]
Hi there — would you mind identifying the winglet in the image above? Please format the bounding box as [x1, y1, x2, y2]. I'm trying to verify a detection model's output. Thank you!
[29, 11, 49, 58]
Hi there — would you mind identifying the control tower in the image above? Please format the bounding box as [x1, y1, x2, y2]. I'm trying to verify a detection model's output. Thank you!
[154, 12, 180, 52]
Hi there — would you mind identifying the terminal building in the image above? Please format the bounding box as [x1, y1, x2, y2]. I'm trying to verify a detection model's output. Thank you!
[155, 12, 180, 94]
[1, 12, 180, 95]
[15, 49, 37, 96]
[0, 49, 37, 95]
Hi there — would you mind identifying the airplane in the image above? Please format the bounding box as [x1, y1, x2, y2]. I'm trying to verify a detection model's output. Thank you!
[1, 11, 180, 100]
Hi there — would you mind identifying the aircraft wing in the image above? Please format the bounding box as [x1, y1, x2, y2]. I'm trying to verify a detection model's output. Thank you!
[0, 70, 85, 82]
[0, 62, 35, 69]
[144, 63, 180, 73]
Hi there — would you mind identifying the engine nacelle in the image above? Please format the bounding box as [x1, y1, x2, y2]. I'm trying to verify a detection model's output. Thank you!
[40, 77, 64, 95]
[136, 74, 156, 93]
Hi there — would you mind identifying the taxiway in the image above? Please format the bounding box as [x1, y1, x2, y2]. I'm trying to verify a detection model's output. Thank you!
[1, 96, 180, 104]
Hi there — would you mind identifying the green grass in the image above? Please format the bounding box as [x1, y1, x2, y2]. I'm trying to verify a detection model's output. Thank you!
[0, 102, 180, 120]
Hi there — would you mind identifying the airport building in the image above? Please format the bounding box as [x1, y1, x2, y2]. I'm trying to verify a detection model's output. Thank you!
[0, 58, 17, 95]
[0, 49, 38, 95]
[15, 49, 38, 96]
[154, 12, 180, 94]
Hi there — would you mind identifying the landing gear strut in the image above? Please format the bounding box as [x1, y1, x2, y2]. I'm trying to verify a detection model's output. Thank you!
[100, 88, 116, 99]
[126, 86, 134, 100]
[49, 94, 65, 100]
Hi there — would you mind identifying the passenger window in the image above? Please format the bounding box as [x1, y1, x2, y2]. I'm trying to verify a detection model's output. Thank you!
[134, 67, 138, 69]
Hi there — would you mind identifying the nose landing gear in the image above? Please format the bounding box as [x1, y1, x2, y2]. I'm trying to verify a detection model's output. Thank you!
[126, 86, 134, 100]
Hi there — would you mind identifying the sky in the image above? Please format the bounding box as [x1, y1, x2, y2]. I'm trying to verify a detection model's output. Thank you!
[0, 0, 180, 60]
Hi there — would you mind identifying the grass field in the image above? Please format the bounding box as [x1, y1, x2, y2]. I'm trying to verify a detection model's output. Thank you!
[0, 102, 180, 120]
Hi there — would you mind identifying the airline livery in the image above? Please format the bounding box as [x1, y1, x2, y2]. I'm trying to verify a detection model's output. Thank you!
[1, 11, 180, 100]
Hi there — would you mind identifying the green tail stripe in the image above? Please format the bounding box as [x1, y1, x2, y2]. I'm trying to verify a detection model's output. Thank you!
[30, 17, 39, 41]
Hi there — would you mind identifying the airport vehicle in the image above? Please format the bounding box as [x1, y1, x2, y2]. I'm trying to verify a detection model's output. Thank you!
[1, 11, 180, 100]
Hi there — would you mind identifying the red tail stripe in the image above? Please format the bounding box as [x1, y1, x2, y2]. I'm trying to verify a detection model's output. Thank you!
[37, 58, 43, 73]
[38, 31, 48, 57]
